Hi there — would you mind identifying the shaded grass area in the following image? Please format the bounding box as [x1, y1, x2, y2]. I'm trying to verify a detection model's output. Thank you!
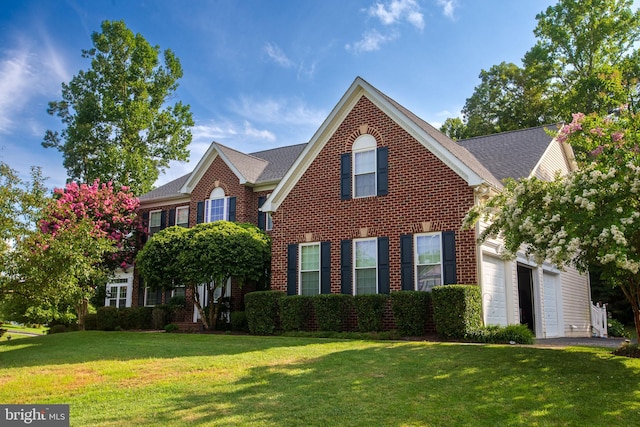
[1, 332, 639, 426]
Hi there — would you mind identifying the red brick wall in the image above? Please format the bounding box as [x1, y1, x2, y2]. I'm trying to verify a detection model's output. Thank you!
[270, 95, 478, 294]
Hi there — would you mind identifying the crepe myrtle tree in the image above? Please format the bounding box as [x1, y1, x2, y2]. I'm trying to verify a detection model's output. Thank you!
[464, 108, 640, 339]
[136, 221, 270, 330]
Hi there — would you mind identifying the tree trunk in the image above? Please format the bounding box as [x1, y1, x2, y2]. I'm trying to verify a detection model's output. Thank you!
[75, 297, 88, 331]
[620, 277, 640, 342]
[191, 285, 209, 330]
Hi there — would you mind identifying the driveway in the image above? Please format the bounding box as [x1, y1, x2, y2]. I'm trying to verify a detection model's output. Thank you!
[533, 337, 628, 348]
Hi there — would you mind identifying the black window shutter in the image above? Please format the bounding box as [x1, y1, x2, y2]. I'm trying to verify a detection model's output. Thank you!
[228, 197, 237, 222]
[257, 196, 266, 230]
[156, 288, 163, 306]
[340, 153, 352, 200]
[321, 241, 331, 294]
[160, 210, 167, 230]
[168, 208, 176, 227]
[340, 240, 352, 295]
[141, 212, 149, 244]
[287, 244, 298, 296]
[377, 237, 390, 294]
[196, 201, 204, 224]
[164, 289, 172, 304]
[400, 234, 414, 290]
[138, 276, 145, 306]
[377, 146, 388, 196]
[442, 231, 457, 285]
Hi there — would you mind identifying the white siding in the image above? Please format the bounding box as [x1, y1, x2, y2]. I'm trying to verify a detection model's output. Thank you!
[559, 266, 592, 337]
[533, 139, 572, 180]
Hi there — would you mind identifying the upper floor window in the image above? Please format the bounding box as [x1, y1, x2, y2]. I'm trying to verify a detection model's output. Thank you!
[266, 212, 273, 231]
[341, 134, 387, 200]
[353, 135, 377, 198]
[149, 210, 162, 235]
[175, 206, 189, 227]
[205, 187, 229, 223]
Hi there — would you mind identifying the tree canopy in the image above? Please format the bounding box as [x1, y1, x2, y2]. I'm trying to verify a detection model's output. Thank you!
[136, 221, 271, 330]
[443, 0, 640, 139]
[464, 108, 640, 339]
[43, 20, 194, 195]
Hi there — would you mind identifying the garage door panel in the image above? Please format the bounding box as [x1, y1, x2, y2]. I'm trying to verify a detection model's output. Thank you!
[483, 255, 508, 326]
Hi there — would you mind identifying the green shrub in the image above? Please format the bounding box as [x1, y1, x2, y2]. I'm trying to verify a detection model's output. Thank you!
[432, 285, 482, 339]
[280, 296, 312, 331]
[152, 305, 171, 329]
[168, 295, 186, 308]
[390, 291, 431, 336]
[245, 291, 286, 335]
[465, 324, 534, 344]
[607, 318, 630, 338]
[84, 313, 98, 330]
[354, 294, 388, 332]
[48, 324, 67, 334]
[96, 306, 119, 331]
[230, 311, 249, 332]
[137, 307, 154, 329]
[164, 323, 180, 333]
[312, 294, 353, 332]
[118, 307, 140, 330]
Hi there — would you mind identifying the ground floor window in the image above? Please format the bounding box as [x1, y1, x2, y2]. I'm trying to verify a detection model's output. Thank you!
[300, 243, 320, 295]
[415, 233, 442, 292]
[355, 238, 377, 294]
[105, 272, 132, 308]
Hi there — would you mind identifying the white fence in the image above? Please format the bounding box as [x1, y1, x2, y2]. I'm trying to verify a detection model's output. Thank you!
[591, 301, 608, 338]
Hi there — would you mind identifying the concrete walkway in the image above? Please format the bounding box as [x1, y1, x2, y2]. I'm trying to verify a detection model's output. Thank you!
[533, 337, 628, 349]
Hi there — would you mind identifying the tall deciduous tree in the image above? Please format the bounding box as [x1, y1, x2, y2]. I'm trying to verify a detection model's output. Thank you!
[43, 20, 194, 195]
[464, 109, 640, 339]
[136, 221, 271, 330]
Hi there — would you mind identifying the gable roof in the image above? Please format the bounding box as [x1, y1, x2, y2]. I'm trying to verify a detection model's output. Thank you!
[139, 143, 307, 203]
[457, 125, 561, 181]
[261, 77, 503, 213]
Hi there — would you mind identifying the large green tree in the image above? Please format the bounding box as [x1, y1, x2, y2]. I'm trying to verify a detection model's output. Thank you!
[464, 109, 640, 339]
[43, 20, 194, 195]
[136, 221, 271, 330]
[443, 0, 640, 138]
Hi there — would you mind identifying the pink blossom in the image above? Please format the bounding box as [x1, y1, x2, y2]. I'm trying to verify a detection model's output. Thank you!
[590, 127, 604, 137]
[590, 146, 605, 157]
[612, 131, 624, 142]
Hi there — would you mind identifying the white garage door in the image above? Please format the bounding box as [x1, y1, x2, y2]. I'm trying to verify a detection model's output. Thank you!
[482, 255, 508, 326]
[543, 272, 560, 337]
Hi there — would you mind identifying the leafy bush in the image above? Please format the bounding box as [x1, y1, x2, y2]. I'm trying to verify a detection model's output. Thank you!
[607, 318, 630, 338]
[465, 324, 534, 344]
[137, 307, 154, 329]
[164, 323, 180, 333]
[84, 313, 98, 330]
[280, 296, 312, 331]
[613, 342, 640, 358]
[118, 307, 140, 330]
[245, 291, 285, 335]
[152, 305, 171, 329]
[312, 294, 353, 332]
[432, 285, 482, 339]
[390, 291, 431, 336]
[48, 324, 67, 334]
[354, 294, 388, 332]
[230, 311, 249, 332]
[96, 306, 119, 331]
[168, 295, 186, 308]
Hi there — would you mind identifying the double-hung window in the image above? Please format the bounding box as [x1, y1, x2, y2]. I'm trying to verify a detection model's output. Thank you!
[354, 238, 378, 294]
[205, 187, 228, 223]
[144, 287, 160, 306]
[299, 243, 320, 295]
[175, 206, 189, 227]
[415, 233, 443, 292]
[149, 210, 162, 235]
[106, 278, 129, 308]
[352, 135, 377, 198]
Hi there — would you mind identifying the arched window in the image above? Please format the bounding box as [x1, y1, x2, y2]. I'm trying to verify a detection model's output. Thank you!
[352, 134, 377, 198]
[205, 187, 228, 222]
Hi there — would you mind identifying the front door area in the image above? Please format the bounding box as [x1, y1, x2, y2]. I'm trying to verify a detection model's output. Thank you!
[517, 265, 535, 332]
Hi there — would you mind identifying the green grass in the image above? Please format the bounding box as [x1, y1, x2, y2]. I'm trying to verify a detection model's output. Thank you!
[1, 332, 639, 426]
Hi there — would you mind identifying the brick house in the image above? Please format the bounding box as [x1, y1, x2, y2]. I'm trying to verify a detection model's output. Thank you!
[124, 77, 591, 338]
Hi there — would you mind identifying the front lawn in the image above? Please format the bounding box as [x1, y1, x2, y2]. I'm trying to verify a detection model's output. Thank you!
[1, 332, 639, 426]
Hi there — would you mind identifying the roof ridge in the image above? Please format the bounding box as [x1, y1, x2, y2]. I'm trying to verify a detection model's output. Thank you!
[214, 141, 269, 164]
[250, 142, 308, 157]
[460, 123, 561, 142]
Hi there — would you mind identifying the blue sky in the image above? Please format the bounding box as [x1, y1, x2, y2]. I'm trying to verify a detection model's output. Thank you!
[0, 0, 557, 192]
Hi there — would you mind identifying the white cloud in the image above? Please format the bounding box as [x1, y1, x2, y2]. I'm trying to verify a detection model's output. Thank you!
[243, 121, 276, 141]
[437, 0, 457, 19]
[369, 0, 424, 30]
[232, 96, 326, 127]
[263, 42, 294, 68]
[346, 29, 398, 53]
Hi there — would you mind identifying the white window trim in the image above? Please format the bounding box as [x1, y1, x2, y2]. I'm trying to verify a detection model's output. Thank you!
[352, 134, 377, 198]
[353, 238, 378, 295]
[175, 206, 189, 227]
[414, 232, 443, 292]
[144, 287, 160, 307]
[204, 188, 229, 223]
[104, 271, 132, 308]
[266, 212, 273, 231]
[148, 210, 162, 234]
[299, 242, 321, 295]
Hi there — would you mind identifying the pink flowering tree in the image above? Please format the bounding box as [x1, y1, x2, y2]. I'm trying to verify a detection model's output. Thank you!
[464, 108, 640, 340]
[33, 179, 145, 327]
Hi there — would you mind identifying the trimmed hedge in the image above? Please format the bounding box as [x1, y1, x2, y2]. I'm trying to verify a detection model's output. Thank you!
[84, 313, 98, 330]
[432, 285, 482, 339]
[353, 294, 388, 332]
[230, 311, 249, 332]
[96, 307, 119, 331]
[312, 294, 353, 332]
[390, 291, 431, 336]
[152, 305, 171, 330]
[245, 291, 286, 335]
[465, 324, 534, 344]
[118, 307, 141, 330]
[280, 295, 312, 331]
